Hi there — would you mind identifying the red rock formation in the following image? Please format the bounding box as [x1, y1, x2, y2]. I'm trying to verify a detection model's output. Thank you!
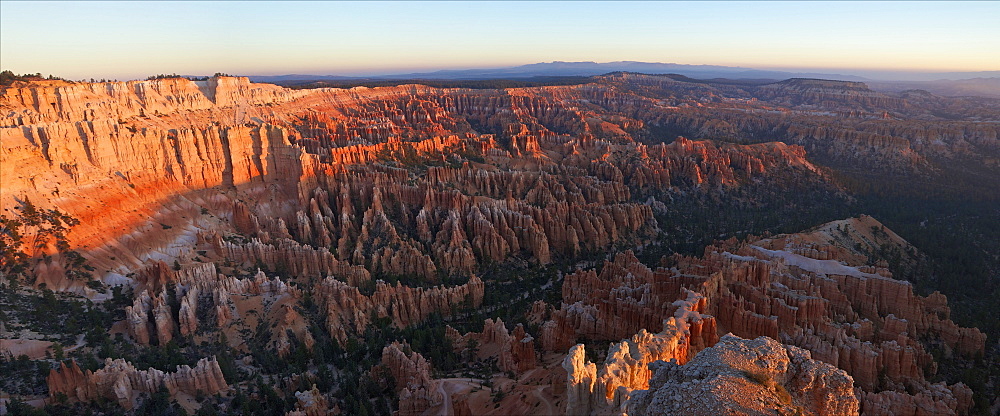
[213, 234, 372, 286]
[501, 324, 537, 374]
[378, 341, 443, 416]
[0, 76, 300, 125]
[315, 275, 483, 345]
[860, 382, 974, 416]
[177, 287, 199, 337]
[125, 290, 154, 345]
[47, 357, 228, 410]
[122, 287, 186, 346]
[272, 304, 316, 358]
[553, 250, 707, 342]
[4, 73, 991, 294]
[5, 74, 992, 415]
[563, 344, 598, 416]
[690, 219, 984, 412]
[124, 262, 300, 353]
[5, 74, 835, 295]
[446, 318, 538, 375]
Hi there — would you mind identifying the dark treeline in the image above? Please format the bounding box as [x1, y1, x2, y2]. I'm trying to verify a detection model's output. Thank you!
[0, 70, 65, 86]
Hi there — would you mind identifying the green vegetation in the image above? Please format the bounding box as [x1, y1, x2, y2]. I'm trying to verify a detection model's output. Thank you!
[0, 353, 50, 396]
[637, 172, 852, 263]
[0, 199, 94, 282]
[0, 70, 64, 86]
[742, 370, 769, 385]
[145, 72, 234, 81]
[0, 281, 126, 344]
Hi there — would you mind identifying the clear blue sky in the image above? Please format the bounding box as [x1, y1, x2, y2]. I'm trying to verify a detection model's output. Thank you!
[1, 1, 998, 80]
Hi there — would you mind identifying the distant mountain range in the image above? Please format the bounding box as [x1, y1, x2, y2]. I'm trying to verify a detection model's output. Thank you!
[247, 61, 1000, 84]
[867, 78, 1000, 99]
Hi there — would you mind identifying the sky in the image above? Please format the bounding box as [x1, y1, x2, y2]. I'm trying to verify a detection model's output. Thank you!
[1, 1, 998, 81]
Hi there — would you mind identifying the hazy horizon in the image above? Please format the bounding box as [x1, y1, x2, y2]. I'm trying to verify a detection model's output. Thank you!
[2, 1, 998, 81]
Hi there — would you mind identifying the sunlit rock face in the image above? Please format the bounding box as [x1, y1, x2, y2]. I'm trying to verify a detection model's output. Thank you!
[2, 75, 833, 295]
[627, 334, 860, 416]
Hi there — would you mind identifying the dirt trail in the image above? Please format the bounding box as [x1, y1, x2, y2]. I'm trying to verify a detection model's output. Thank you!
[426, 378, 482, 416]
[531, 384, 556, 415]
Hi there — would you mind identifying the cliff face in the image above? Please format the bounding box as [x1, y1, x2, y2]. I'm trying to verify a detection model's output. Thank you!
[0, 76, 303, 125]
[47, 357, 228, 410]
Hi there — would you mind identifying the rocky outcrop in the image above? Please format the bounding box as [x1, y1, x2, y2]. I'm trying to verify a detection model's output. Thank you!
[177, 287, 199, 336]
[561, 289, 718, 414]
[214, 234, 372, 286]
[553, 250, 710, 343]
[271, 303, 316, 357]
[626, 334, 859, 416]
[123, 289, 177, 346]
[692, 222, 983, 416]
[287, 385, 336, 416]
[501, 324, 537, 374]
[859, 383, 974, 416]
[47, 357, 228, 410]
[124, 290, 154, 345]
[563, 345, 598, 416]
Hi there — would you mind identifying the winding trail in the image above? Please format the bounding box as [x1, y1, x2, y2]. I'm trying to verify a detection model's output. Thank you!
[427, 378, 482, 416]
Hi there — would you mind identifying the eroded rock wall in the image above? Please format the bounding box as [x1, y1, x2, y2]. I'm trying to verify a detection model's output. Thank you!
[47, 357, 228, 410]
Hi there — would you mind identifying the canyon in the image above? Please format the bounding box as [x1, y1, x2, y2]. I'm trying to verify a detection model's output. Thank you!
[1, 73, 997, 415]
